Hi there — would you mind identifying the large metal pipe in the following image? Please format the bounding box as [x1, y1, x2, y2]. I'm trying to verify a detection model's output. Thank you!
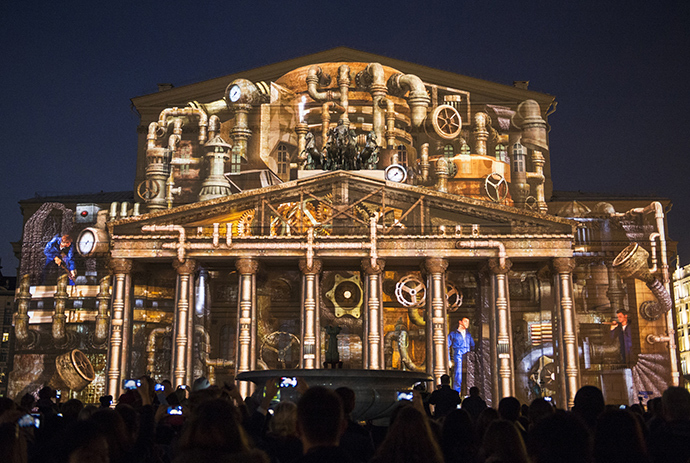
[147, 325, 172, 374]
[307, 65, 351, 125]
[387, 73, 430, 128]
[156, 107, 209, 145]
[455, 240, 507, 267]
[356, 63, 387, 144]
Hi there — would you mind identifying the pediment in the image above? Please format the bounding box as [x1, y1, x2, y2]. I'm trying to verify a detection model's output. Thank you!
[131, 47, 554, 115]
[112, 171, 575, 238]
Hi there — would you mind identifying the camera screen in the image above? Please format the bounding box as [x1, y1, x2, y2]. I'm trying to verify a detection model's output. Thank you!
[123, 379, 141, 390]
[280, 377, 297, 388]
[18, 414, 39, 428]
[397, 391, 414, 401]
[154, 383, 165, 392]
[167, 406, 183, 415]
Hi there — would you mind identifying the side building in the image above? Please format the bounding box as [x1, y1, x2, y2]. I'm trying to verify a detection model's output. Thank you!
[7, 48, 679, 409]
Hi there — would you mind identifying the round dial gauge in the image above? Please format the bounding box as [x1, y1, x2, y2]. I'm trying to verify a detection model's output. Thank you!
[77, 229, 95, 256]
[229, 84, 241, 102]
[385, 164, 408, 183]
[76, 227, 109, 256]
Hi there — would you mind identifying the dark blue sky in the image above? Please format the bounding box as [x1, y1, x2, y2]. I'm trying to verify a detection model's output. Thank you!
[1, 0, 689, 274]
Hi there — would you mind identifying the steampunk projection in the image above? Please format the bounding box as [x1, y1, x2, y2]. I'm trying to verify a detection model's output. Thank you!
[9, 48, 677, 412]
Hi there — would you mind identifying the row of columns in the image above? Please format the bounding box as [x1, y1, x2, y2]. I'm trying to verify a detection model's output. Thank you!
[105, 255, 581, 407]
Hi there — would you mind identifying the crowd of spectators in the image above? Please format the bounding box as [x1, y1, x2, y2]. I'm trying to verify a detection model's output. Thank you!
[2, 376, 690, 463]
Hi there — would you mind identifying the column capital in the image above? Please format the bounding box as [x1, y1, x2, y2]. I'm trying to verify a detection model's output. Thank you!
[173, 258, 198, 275]
[236, 258, 259, 275]
[553, 257, 576, 274]
[423, 257, 448, 274]
[108, 258, 133, 274]
[488, 258, 512, 275]
[298, 258, 322, 275]
[361, 258, 385, 275]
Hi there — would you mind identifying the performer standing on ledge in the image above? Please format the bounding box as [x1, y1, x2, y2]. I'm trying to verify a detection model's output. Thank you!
[43, 234, 76, 285]
[610, 309, 632, 364]
[448, 317, 475, 393]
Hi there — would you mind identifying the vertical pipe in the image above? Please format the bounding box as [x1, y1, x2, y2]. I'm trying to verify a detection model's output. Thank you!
[554, 258, 580, 408]
[424, 258, 449, 384]
[106, 258, 132, 400]
[236, 258, 258, 397]
[363, 258, 386, 369]
[94, 275, 112, 345]
[299, 259, 322, 369]
[489, 257, 513, 398]
[172, 259, 196, 388]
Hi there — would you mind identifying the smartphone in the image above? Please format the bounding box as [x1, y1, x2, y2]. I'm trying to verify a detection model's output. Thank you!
[167, 405, 183, 415]
[397, 391, 414, 401]
[55, 390, 61, 399]
[154, 383, 165, 392]
[18, 414, 39, 428]
[279, 377, 297, 388]
[544, 396, 552, 402]
[619, 404, 627, 410]
[123, 379, 141, 390]
[179, 385, 188, 390]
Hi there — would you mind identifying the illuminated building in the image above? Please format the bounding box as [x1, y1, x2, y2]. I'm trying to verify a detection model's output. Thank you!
[673, 263, 690, 384]
[7, 48, 679, 408]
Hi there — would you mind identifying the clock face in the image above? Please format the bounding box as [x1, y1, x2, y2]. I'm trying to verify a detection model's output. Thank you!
[78, 229, 95, 255]
[385, 164, 407, 183]
[229, 85, 241, 102]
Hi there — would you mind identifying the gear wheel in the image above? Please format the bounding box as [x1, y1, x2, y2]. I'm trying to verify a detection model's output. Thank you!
[395, 275, 426, 308]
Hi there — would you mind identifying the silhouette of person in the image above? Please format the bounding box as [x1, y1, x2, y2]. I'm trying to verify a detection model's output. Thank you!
[448, 318, 475, 393]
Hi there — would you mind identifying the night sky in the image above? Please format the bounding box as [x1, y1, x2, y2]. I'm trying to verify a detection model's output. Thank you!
[2, 0, 689, 276]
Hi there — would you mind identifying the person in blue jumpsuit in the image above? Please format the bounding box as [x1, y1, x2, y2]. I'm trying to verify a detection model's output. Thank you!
[448, 317, 475, 393]
[43, 234, 76, 285]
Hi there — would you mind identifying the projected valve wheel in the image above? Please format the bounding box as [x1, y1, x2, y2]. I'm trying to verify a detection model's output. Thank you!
[395, 275, 426, 308]
[538, 360, 557, 390]
[484, 172, 508, 202]
[260, 331, 300, 369]
[446, 282, 463, 312]
[137, 179, 160, 201]
[429, 104, 463, 140]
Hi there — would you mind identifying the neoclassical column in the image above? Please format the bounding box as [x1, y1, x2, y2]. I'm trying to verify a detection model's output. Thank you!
[172, 259, 197, 388]
[106, 258, 132, 399]
[489, 257, 514, 399]
[236, 258, 259, 397]
[362, 258, 386, 369]
[299, 258, 322, 369]
[553, 257, 580, 408]
[424, 257, 449, 384]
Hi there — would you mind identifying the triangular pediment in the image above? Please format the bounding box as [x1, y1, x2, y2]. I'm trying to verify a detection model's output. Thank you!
[112, 171, 575, 237]
[131, 47, 554, 115]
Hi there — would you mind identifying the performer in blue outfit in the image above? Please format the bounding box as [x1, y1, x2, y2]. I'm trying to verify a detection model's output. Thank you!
[448, 317, 475, 393]
[43, 234, 76, 285]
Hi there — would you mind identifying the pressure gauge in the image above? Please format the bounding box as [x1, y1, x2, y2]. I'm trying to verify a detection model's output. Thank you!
[76, 227, 109, 257]
[228, 84, 241, 102]
[77, 229, 95, 255]
[385, 164, 408, 183]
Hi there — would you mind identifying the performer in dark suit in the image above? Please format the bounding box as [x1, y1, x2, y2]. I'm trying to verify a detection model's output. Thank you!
[448, 317, 475, 393]
[610, 309, 632, 364]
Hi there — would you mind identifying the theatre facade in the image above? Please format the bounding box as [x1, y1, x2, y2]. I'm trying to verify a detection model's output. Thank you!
[8, 48, 677, 408]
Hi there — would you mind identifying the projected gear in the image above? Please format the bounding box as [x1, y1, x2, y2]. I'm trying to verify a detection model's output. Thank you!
[260, 331, 300, 369]
[484, 172, 508, 202]
[395, 275, 426, 308]
[446, 282, 463, 312]
[639, 300, 663, 321]
[326, 274, 363, 318]
[537, 359, 557, 390]
[137, 179, 160, 201]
